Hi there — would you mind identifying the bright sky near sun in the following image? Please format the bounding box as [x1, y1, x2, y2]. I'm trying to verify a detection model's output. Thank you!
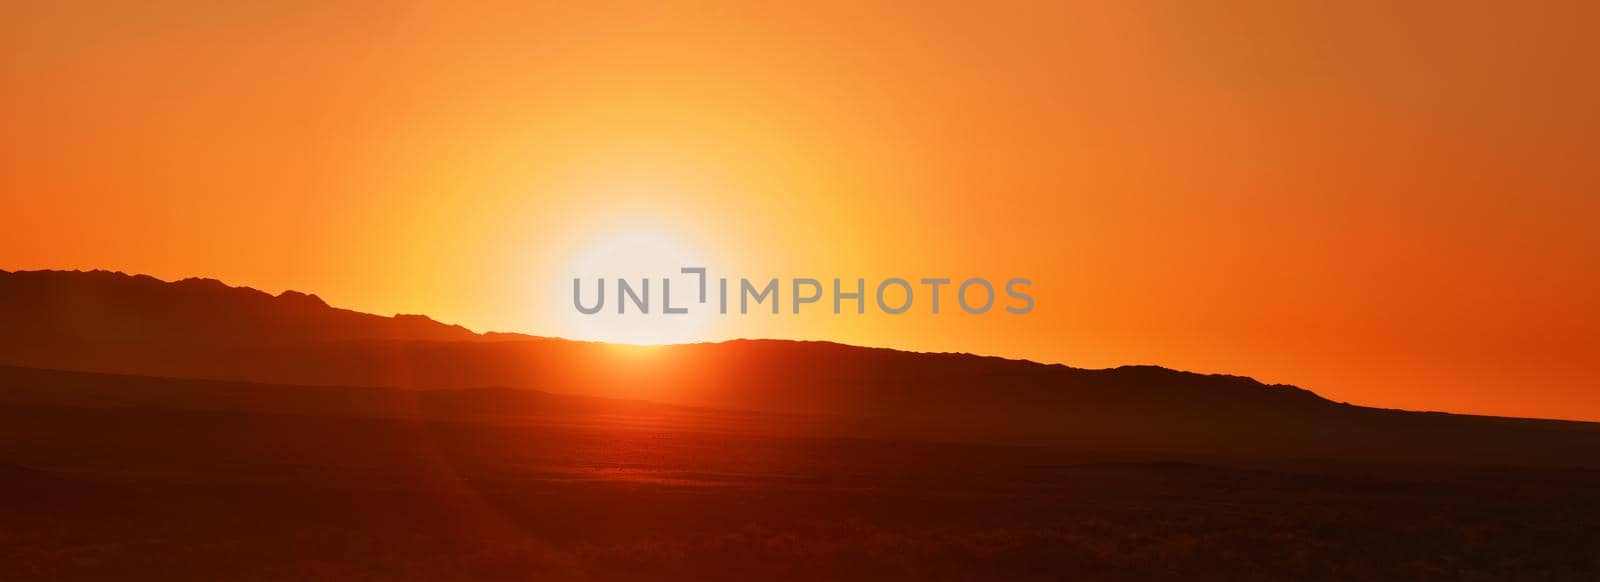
[3, 1, 1598, 420]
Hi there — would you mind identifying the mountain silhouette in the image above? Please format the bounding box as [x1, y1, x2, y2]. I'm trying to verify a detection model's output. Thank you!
[3, 268, 1599, 464]
[0, 269, 480, 344]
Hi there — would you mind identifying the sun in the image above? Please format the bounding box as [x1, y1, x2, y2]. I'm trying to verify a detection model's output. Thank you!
[556, 228, 718, 345]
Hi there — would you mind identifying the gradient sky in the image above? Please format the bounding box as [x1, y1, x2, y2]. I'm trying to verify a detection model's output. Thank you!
[3, 1, 1597, 420]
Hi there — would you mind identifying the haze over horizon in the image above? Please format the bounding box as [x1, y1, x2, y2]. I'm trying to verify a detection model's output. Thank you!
[4, 1, 1598, 421]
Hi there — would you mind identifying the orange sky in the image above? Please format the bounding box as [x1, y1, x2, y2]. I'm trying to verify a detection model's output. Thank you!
[3, 1, 1598, 420]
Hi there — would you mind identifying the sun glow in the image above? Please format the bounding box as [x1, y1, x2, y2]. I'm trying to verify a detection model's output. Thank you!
[558, 228, 717, 346]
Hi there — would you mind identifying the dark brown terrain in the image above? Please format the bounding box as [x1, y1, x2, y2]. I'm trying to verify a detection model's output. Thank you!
[2, 269, 1599, 580]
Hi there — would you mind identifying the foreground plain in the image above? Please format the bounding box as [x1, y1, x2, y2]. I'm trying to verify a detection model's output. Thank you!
[3, 366, 1598, 581]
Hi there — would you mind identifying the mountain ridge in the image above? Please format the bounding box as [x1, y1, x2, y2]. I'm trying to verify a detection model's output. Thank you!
[0, 268, 483, 344]
[0, 267, 1323, 399]
[7, 267, 1600, 464]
